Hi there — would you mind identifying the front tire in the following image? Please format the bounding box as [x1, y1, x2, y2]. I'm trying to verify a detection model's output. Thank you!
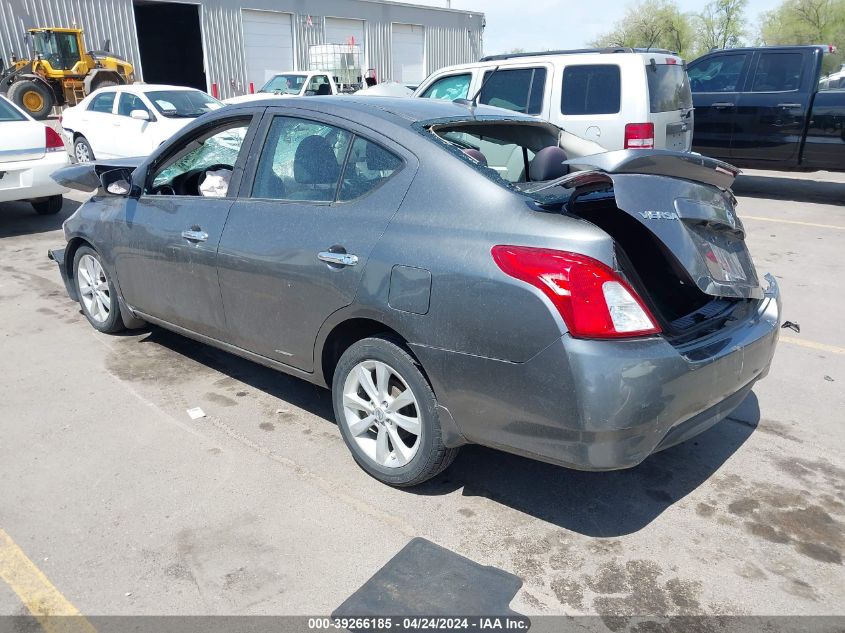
[8, 79, 54, 119]
[73, 136, 94, 163]
[332, 336, 458, 487]
[73, 246, 125, 333]
[31, 195, 63, 215]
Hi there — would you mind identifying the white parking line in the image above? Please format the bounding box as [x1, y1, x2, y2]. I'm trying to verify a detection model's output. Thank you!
[742, 215, 845, 231]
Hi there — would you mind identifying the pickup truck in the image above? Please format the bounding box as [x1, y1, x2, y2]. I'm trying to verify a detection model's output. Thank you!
[224, 71, 339, 104]
[688, 45, 845, 171]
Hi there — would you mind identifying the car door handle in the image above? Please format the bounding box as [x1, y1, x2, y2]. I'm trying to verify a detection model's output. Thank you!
[181, 229, 208, 242]
[318, 251, 358, 266]
[712, 102, 735, 108]
[777, 103, 802, 108]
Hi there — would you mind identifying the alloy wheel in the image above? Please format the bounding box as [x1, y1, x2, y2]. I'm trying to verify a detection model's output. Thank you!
[75, 142, 91, 163]
[341, 360, 421, 468]
[76, 254, 111, 323]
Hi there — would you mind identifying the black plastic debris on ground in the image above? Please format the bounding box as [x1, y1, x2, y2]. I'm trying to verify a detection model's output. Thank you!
[333, 537, 524, 618]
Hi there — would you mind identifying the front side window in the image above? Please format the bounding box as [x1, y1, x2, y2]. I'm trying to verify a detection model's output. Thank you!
[688, 54, 748, 93]
[479, 67, 547, 115]
[146, 90, 222, 118]
[561, 65, 621, 115]
[262, 74, 307, 95]
[117, 93, 151, 117]
[420, 74, 471, 101]
[306, 75, 331, 95]
[252, 117, 352, 202]
[149, 119, 250, 196]
[751, 52, 804, 92]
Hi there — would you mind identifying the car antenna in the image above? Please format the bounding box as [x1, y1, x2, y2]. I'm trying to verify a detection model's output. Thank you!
[454, 65, 499, 109]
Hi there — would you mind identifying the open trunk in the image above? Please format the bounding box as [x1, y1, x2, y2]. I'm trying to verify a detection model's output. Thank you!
[539, 152, 762, 341]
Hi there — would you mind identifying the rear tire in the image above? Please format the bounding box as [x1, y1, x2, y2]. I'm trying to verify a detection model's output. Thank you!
[31, 195, 63, 215]
[88, 78, 118, 93]
[332, 336, 459, 487]
[73, 136, 94, 163]
[72, 246, 125, 333]
[8, 79, 54, 119]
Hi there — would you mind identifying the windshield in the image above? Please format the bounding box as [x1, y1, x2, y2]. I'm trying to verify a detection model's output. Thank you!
[648, 64, 693, 112]
[146, 90, 223, 118]
[31, 31, 80, 71]
[261, 74, 307, 95]
[0, 97, 26, 121]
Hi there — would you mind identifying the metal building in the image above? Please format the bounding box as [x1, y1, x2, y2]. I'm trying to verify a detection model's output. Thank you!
[0, 0, 484, 99]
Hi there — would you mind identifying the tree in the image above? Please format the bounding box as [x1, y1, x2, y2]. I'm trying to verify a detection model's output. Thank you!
[697, 0, 749, 51]
[590, 0, 697, 60]
[759, 0, 845, 72]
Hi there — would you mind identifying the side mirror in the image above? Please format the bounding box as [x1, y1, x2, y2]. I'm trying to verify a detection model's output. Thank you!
[130, 109, 150, 121]
[100, 168, 135, 197]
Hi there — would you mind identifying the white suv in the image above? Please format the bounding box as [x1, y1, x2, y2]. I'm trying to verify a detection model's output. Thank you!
[414, 48, 694, 152]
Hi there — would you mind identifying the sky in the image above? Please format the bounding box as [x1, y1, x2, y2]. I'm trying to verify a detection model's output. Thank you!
[408, 0, 781, 56]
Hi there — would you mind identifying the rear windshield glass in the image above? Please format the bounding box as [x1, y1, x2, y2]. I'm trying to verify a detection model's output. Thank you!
[648, 64, 693, 112]
[561, 65, 621, 115]
[146, 90, 222, 118]
[0, 98, 26, 121]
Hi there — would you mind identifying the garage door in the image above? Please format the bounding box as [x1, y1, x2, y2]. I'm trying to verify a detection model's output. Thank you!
[391, 23, 425, 84]
[242, 10, 295, 89]
[325, 17, 364, 48]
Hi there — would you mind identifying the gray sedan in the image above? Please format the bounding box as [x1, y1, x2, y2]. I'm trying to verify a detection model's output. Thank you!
[48, 97, 781, 486]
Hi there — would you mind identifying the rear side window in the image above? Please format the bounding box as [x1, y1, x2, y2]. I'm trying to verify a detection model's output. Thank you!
[751, 52, 804, 92]
[420, 74, 471, 100]
[339, 137, 402, 201]
[688, 54, 747, 92]
[0, 98, 25, 121]
[648, 65, 693, 112]
[479, 67, 547, 115]
[561, 65, 621, 115]
[88, 91, 115, 113]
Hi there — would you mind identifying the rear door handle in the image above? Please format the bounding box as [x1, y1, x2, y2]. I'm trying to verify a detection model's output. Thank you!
[777, 103, 802, 108]
[181, 229, 208, 242]
[318, 251, 358, 266]
[712, 102, 735, 108]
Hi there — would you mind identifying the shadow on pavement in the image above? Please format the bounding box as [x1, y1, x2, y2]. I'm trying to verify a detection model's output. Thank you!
[734, 174, 845, 206]
[137, 326, 759, 538]
[0, 198, 80, 238]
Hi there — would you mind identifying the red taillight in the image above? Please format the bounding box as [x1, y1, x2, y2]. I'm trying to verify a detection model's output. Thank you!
[491, 245, 661, 339]
[624, 122, 655, 149]
[45, 126, 65, 152]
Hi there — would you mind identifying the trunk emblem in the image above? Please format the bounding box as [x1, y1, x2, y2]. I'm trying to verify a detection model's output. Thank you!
[639, 211, 679, 220]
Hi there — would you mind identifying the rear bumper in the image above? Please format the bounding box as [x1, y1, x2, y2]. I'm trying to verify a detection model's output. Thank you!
[0, 152, 69, 203]
[412, 275, 781, 470]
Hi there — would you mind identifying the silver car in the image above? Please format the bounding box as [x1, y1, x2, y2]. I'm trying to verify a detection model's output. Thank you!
[49, 97, 782, 487]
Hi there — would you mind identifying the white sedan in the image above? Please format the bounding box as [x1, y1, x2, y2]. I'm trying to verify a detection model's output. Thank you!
[0, 95, 68, 215]
[60, 84, 223, 162]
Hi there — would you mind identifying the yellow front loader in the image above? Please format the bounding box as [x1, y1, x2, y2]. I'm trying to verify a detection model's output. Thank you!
[0, 27, 134, 119]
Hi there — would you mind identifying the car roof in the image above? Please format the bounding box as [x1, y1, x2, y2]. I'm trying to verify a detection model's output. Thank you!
[225, 95, 540, 125]
[109, 84, 203, 94]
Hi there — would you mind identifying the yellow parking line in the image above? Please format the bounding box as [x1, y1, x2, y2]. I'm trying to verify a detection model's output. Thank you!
[742, 215, 845, 230]
[0, 529, 96, 633]
[781, 335, 845, 355]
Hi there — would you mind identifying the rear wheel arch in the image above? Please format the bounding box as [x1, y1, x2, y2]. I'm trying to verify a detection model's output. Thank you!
[320, 318, 426, 388]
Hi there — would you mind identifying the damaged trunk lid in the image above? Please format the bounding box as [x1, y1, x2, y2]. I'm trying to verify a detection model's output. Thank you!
[527, 150, 762, 334]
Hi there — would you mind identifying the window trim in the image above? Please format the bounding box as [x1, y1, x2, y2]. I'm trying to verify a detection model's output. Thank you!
[244, 112, 406, 205]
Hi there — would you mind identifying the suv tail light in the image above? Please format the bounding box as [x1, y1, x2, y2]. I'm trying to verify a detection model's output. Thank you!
[624, 122, 654, 149]
[45, 126, 65, 152]
[491, 246, 661, 339]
